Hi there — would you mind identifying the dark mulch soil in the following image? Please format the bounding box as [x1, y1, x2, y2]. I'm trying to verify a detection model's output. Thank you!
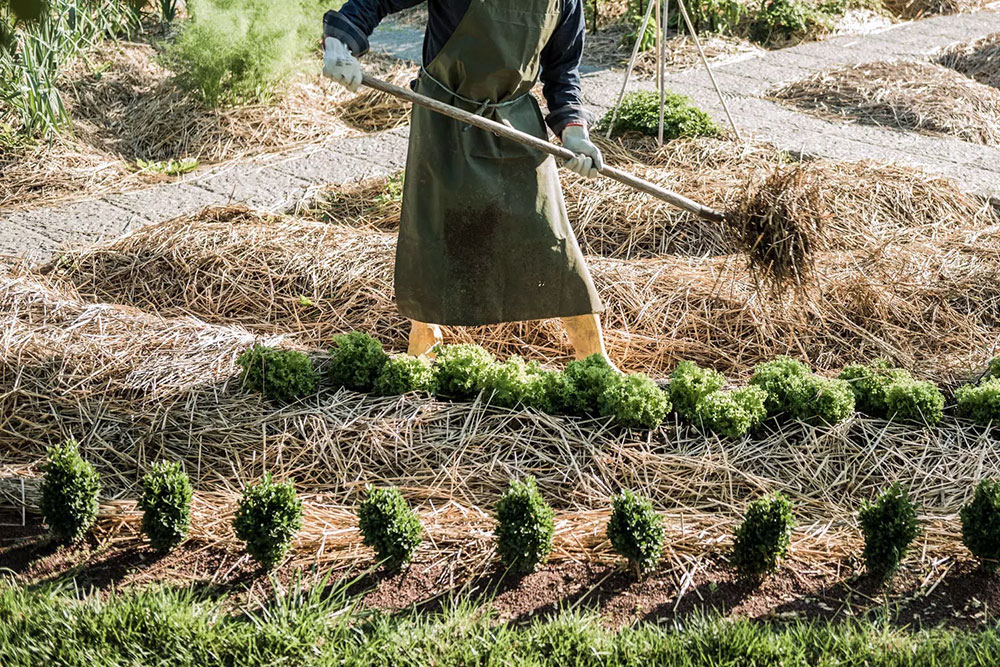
[4, 518, 998, 629]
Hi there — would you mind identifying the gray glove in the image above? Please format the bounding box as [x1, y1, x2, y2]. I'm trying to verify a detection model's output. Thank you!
[323, 36, 362, 92]
[561, 124, 604, 179]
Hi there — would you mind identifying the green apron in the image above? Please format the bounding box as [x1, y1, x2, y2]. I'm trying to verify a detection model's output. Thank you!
[395, 0, 603, 327]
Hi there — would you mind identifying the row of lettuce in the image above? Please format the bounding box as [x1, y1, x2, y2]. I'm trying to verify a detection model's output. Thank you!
[238, 332, 1000, 435]
[36, 440, 1000, 582]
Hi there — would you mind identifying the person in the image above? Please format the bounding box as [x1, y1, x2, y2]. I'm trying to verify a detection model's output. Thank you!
[322, 0, 616, 368]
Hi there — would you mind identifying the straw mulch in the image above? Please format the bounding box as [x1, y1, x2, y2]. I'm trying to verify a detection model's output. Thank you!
[312, 136, 997, 261]
[336, 55, 417, 133]
[1, 41, 408, 212]
[882, 0, 994, 19]
[38, 205, 1000, 383]
[773, 60, 1000, 145]
[0, 272, 990, 573]
[938, 32, 1000, 90]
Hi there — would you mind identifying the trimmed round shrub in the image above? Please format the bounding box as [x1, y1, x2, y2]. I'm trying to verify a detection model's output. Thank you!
[358, 485, 423, 571]
[597, 90, 720, 140]
[373, 354, 436, 396]
[750, 356, 812, 416]
[564, 354, 621, 416]
[495, 477, 555, 575]
[731, 493, 795, 581]
[607, 489, 664, 576]
[884, 378, 945, 426]
[138, 461, 193, 552]
[955, 378, 1000, 425]
[669, 361, 726, 421]
[695, 386, 768, 438]
[858, 483, 921, 581]
[328, 331, 389, 393]
[233, 473, 303, 570]
[433, 344, 495, 400]
[39, 439, 101, 542]
[237, 344, 318, 403]
[599, 373, 670, 430]
[789, 375, 855, 425]
[838, 359, 912, 418]
[960, 479, 1000, 570]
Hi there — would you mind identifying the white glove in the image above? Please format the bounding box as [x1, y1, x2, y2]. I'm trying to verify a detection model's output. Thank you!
[560, 124, 604, 179]
[323, 36, 362, 92]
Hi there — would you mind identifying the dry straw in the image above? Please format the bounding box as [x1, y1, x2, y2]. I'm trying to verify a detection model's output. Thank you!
[882, 0, 993, 19]
[773, 60, 1000, 145]
[336, 56, 417, 133]
[938, 32, 1000, 90]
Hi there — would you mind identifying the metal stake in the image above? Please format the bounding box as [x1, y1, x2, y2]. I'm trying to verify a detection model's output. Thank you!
[604, 0, 657, 140]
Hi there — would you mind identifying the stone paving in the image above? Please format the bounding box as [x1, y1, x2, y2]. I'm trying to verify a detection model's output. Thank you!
[2, 7, 999, 264]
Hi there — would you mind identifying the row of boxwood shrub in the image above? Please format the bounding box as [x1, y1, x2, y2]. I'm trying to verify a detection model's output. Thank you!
[238, 335, 999, 436]
[35, 442, 1000, 578]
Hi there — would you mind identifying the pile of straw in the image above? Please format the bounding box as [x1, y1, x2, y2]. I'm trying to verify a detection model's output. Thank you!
[0, 272, 989, 573]
[938, 32, 1000, 90]
[40, 205, 1000, 383]
[773, 61, 1000, 145]
[336, 55, 417, 133]
[882, 0, 993, 19]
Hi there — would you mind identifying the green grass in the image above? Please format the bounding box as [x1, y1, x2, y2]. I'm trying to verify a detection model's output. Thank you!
[3, 581, 1000, 666]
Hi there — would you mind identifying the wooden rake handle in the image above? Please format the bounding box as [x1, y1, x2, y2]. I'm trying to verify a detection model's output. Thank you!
[362, 74, 727, 224]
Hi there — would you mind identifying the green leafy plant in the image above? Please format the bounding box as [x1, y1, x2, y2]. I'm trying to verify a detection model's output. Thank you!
[961, 479, 1000, 570]
[607, 488, 664, 577]
[373, 354, 436, 396]
[159, 0, 179, 23]
[237, 344, 318, 403]
[750, 356, 812, 416]
[838, 359, 912, 418]
[884, 378, 945, 426]
[328, 331, 389, 393]
[482, 356, 540, 408]
[858, 483, 920, 581]
[730, 493, 795, 581]
[39, 439, 101, 542]
[138, 461, 193, 552]
[495, 477, 555, 575]
[373, 171, 405, 208]
[749, 0, 811, 45]
[598, 372, 670, 430]
[668, 361, 726, 421]
[357, 485, 423, 571]
[597, 90, 720, 140]
[621, 9, 656, 52]
[695, 386, 768, 438]
[671, 0, 747, 35]
[988, 357, 1000, 380]
[233, 473, 303, 570]
[563, 354, 620, 416]
[432, 344, 495, 400]
[168, 0, 323, 105]
[955, 378, 1000, 425]
[788, 375, 855, 425]
[136, 157, 199, 175]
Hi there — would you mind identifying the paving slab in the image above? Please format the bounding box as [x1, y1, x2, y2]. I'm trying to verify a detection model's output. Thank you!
[195, 164, 314, 213]
[272, 146, 396, 183]
[103, 182, 229, 222]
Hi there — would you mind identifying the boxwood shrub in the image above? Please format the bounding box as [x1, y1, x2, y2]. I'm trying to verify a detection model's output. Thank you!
[495, 477, 555, 575]
[955, 378, 1000, 425]
[563, 354, 621, 416]
[358, 485, 423, 571]
[749, 356, 812, 416]
[39, 439, 101, 542]
[328, 332, 389, 393]
[607, 489, 664, 577]
[374, 354, 436, 396]
[884, 378, 945, 426]
[237, 344, 318, 403]
[838, 359, 912, 418]
[138, 461, 193, 553]
[597, 90, 720, 140]
[730, 493, 795, 581]
[858, 483, 920, 581]
[668, 361, 726, 421]
[233, 473, 303, 570]
[433, 344, 495, 400]
[960, 479, 1000, 570]
[696, 386, 768, 438]
[599, 373, 670, 430]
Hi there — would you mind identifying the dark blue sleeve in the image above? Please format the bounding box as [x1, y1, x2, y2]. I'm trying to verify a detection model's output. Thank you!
[539, 0, 591, 135]
[324, 0, 426, 56]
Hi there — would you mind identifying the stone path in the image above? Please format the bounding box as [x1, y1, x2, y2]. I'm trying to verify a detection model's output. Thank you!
[3, 7, 999, 264]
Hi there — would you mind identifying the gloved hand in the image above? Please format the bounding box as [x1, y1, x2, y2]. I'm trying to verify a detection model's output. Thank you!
[560, 123, 604, 179]
[322, 36, 362, 92]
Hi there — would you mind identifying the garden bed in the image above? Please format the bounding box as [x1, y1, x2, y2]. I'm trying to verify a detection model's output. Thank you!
[772, 60, 1000, 145]
[938, 32, 1000, 90]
